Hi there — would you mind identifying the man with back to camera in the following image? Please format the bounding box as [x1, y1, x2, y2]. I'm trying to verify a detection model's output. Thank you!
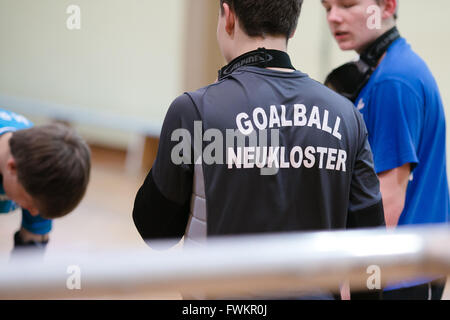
[0, 108, 91, 256]
[321, 0, 449, 299]
[133, 0, 386, 299]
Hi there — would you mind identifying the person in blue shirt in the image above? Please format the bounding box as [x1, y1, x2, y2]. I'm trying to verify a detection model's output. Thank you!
[0, 109, 91, 256]
[321, 0, 449, 299]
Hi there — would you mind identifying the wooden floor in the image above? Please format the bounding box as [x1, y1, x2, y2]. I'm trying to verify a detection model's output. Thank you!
[0, 146, 448, 299]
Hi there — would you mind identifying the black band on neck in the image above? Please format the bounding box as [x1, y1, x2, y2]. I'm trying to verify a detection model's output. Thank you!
[360, 27, 400, 67]
[218, 48, 295, 81]
[324, 27, 401, 102]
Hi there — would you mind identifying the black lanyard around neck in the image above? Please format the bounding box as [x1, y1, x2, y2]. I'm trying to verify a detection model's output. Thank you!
[324, 27, 401, 102]
[218, 48, 296, 81]
[360, 26, 400, 67]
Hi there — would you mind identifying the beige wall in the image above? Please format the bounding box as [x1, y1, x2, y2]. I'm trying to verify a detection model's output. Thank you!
[0, 0, 185, 147]
[183, 0, 225, 92]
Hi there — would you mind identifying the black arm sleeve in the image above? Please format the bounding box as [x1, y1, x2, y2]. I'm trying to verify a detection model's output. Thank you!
[132, 169, 191, 245]
[347, 200, 385, 229]
[132, 94, 199, 248]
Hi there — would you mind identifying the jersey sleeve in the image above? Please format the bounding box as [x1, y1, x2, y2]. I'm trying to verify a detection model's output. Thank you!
[151, 93, 200, 204]
[133, 94, 200, 245]
[365, 80, 422, 174]
[347, 110, 385, 229]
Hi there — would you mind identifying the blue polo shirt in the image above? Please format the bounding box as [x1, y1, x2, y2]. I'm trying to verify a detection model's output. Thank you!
[0, 108, 52, 235]
[356, 38, 449, 289]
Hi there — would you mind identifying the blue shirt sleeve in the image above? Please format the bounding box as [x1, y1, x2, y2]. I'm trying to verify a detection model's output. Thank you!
[21, 208, 52, 235]
[365, 79, 423, 174]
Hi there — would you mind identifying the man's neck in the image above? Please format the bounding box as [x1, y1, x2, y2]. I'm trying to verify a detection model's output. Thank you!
[226, 36, 295, 73]
[228, 35, 289, 63]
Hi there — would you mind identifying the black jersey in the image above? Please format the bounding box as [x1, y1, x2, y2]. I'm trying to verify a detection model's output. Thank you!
[133, 66, 384, 245]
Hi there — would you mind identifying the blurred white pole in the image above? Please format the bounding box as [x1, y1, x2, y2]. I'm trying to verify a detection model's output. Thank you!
[0, 226, 449, 299]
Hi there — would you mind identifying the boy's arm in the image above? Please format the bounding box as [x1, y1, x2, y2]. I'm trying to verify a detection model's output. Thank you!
[11, 209, 51, 260]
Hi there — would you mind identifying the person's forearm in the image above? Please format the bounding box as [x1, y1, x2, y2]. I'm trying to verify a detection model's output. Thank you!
[380, 192, 405, 228]
[378, 164, 411, 229]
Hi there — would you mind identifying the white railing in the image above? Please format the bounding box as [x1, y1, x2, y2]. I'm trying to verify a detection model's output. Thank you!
[0, 225, 449, 299]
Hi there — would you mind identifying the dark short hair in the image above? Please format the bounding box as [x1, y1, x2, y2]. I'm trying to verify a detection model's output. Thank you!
[220, 0, 304, 39]
[9, 123, 91, 219]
